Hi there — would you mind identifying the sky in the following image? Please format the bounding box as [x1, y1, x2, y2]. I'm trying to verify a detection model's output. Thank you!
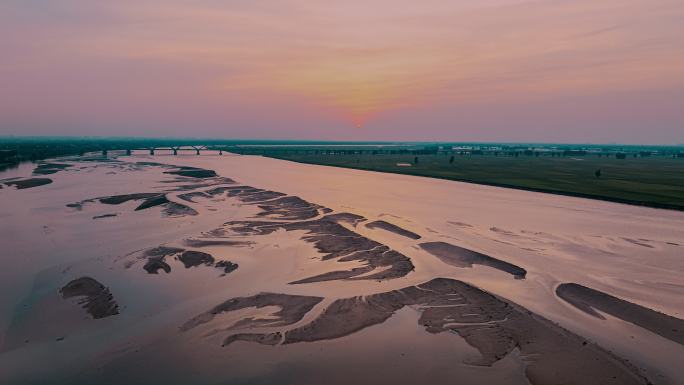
[1, 0, 683, 143]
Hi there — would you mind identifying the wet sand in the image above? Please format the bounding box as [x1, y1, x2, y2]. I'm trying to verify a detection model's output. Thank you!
[0, 153, 683, 385]
[182, 277, 649, 384]
[283, 278, 646, 385]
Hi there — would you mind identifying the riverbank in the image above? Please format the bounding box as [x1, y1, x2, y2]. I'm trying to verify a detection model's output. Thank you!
[263, 153, 684, 211]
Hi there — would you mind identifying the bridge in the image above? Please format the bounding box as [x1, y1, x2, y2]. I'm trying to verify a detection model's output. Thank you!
[100, 145, 237, 157]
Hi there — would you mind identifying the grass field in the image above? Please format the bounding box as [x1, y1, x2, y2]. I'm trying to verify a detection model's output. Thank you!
[266, 153, 684, 211]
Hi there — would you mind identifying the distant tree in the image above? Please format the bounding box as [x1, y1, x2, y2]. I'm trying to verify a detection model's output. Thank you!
[414, 156, 419, 164]
[595, 169, 601, 178]
[449, 155, 454, 164]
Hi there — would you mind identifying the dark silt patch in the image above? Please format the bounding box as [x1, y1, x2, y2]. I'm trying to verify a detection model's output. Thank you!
[67, 202, 83, 210]
[243, 190, 288, 203]
[185, 278, 649, 385]
[134, 194, 169, 211]
[71, 193, 197, 217]
[142, 246, 184, 274]
[180, 293, 323, 334]
[226, 215, 414, 283]
[60, 277, 119, 319]
[365, 220, 421, 240]
[204, 186, 238, 196]
[98, 193, 160, 205]
[178, 191, 211, 202]
[162, 202, 198, 217]
[215, 260, 239, 276]
[323, 212, 367, 226]
[3, 177, 53, 189]
[296, 279, 649, 384]
[140, 246, 238, 276]
[222, 332, 283, 347]
[164, 166, 218, 178]
[289, 266, 374, 284]
[176, 185, 239, 201]
[621, 238, 655, 249]
[144, 258, 171, 274]
[221, 186, 326, 220]
[134, 161, 168, 167]
[146, 246, 186, 258]
[448, 221, 473, 228]
[490, 227, 519, 237]
[178, 250, 215, 268]
[168, 177, 237, 192]
[92, 213, 118, 219]
[253, 196, 321, 220]
[183, 239, 252, 248]
[33, 163, 71, 175]
[420, 242, 527, 279]
[557, 283, 684, 345]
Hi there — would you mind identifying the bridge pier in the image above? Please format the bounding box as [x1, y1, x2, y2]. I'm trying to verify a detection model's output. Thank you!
[196, 149, 201, 155]
[149, 148, 155, 155]
[173, 149, 178, 156]
[126, 149, 131, 156]
[219, 150, 223, 155]
[102, 149, 108, 156]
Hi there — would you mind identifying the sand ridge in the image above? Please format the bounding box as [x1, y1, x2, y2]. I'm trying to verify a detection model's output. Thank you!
[420, 241, 527, 279]
[557, 283, 684, 345]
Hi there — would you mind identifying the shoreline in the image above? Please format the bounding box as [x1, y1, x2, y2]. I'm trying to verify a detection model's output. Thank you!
[266, 156, 684, 212]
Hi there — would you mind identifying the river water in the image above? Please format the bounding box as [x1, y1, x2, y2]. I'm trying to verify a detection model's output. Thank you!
[0, 152, 682, 385]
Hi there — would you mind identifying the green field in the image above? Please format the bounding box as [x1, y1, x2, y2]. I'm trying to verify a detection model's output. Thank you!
[266, 153, 684, 211]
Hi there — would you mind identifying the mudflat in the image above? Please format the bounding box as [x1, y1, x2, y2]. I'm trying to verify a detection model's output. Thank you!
[1, 154, 682, 385]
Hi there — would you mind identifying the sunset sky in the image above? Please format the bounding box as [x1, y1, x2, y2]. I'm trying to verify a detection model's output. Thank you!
[1, 0, 683, 143]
